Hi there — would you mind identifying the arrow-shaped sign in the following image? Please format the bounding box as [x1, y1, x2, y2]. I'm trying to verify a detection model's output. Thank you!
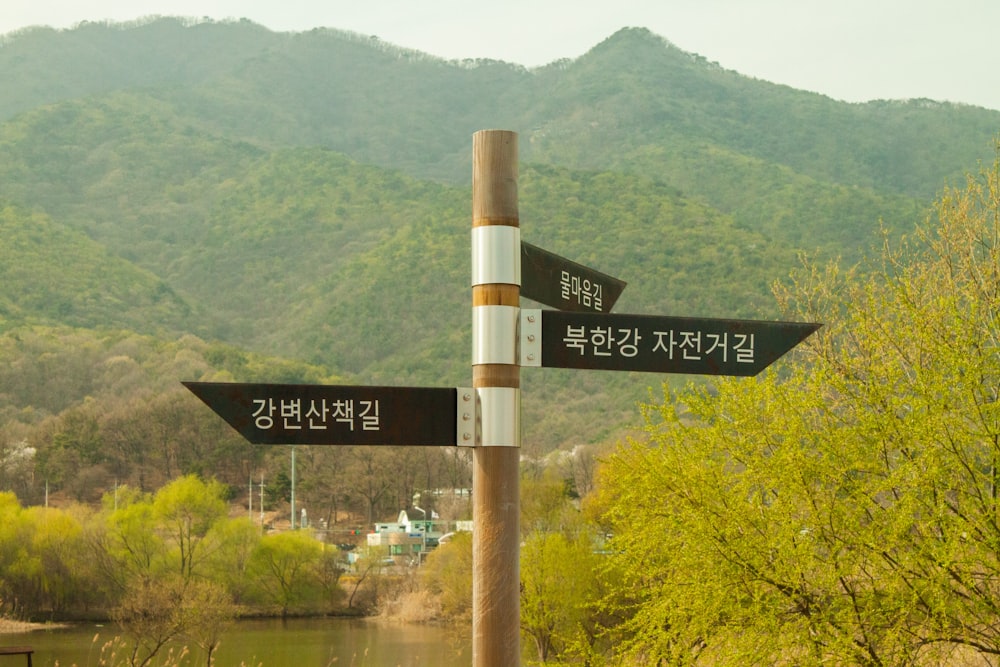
[520, 241, 626, 313]
[184, 382, 475, 446]
[520, 309, 820, 377]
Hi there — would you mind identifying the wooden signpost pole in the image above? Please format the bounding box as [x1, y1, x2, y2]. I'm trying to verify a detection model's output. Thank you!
[471, 129, 521, 666]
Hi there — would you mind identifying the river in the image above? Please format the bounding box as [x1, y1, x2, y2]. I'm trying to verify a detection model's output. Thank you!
[2, 617, 471, 666]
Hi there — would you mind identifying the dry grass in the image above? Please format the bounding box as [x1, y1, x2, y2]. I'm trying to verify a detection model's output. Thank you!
[0, 617, 68, 633]
[378, 589, 442, 624]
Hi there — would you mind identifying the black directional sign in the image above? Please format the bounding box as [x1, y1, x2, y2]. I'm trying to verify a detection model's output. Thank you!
[525, 310, 820, 377]
[520, 241, 626, 313]
[183, 382, 463, 446]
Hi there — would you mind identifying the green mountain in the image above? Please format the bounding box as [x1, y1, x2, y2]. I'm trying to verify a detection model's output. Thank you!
[0, 202, 191, 333]
[1, 17, 998, 456]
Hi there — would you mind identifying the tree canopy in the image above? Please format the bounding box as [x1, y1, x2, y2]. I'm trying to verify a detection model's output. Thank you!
[594, 149, 1000, 665]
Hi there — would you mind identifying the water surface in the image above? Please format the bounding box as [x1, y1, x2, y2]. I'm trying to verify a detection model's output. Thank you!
[3, 616, 470, 666]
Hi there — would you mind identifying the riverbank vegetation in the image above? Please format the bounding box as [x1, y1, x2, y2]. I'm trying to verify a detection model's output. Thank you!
[0, 476, 350, 621]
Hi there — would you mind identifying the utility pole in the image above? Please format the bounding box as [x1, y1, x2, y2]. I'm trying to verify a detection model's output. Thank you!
[290, 445, 297, 529]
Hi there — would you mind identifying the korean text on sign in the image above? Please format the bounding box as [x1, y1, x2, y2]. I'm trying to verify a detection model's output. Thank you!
[252, 398, 381, 431]
[562, 326, 641, 357]
[652, 330, 755, 364]
[560, 271, 603, 311]
[562, 325, 755, 364]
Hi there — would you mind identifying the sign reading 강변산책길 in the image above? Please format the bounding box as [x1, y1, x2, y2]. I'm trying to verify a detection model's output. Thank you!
[183, 382, 471, 446]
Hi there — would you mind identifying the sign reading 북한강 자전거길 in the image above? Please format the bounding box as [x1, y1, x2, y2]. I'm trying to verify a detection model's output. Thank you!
[520, 309, 820, 377]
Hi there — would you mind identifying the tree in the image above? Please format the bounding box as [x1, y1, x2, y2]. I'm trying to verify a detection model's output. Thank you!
[521, 470, 578, 535]
[0, 491, 33, 617]
[345, 544, 393, 613]
[25, 505, 97, 614]
[296, 445, 347, 527]
[0, 434, 35, 502]
[111, 575, 237, 667]
[31, 402, 107, 500]
[246, 530, 325, 616]
[176, 579, 236, 667]
[206, 516, 260, 604]
[344, 447, 396, 524]
[520, 530, 604, 665]
[112, 576, 188, 667]
[91, 486, 165, 593]
[596, 150, 1000, 665]
[152, 475, 228, 580]
[422, 531, 473, 622]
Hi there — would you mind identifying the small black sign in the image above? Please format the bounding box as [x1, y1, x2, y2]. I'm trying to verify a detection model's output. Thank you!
[520, 242, 626, 313]
[184, 382, 459, 446]
[534, 311, 820, 376]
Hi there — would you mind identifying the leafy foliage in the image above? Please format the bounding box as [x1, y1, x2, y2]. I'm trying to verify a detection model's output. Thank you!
[594, 151, 1000, 664]
[0, 203, 191, 332]
[0, 478, 342, 622]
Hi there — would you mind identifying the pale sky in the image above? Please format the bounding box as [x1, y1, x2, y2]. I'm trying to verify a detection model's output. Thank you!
[3, 0, 999, 111]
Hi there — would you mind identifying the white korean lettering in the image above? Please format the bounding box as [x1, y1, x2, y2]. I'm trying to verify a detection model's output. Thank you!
[580, 279, 593, 308]
[704, 332, 728, 362]
[734, 333, 755, 363]
[564, 325, 588, 354]
[306, 399, 328, 430]
[559, 272, 605, 310]
[615, 328, 641, 357]
[589, 326, 614, 356]
[332, 399, 355, 430]
[652, 330, 675, 358]
[280, 399, 302, 430]
[678, 331, 702, 360]
[252, 398, 275, 429]
[359, 400, 381, 431]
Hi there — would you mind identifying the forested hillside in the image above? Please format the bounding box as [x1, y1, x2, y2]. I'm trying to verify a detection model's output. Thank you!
[1, 16, 998, 516]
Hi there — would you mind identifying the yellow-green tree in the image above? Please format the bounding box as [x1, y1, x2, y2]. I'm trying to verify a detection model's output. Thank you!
[246, 530, 328, 616]
[422, 531, 473, 622]
[152, 474, 228, 580]
[520, 530, 607, 665]
[205, 516, 260, 604]
[596, 150, 1000, 665]
[25, 505, 96, 614]
[0, 493, 100, 616]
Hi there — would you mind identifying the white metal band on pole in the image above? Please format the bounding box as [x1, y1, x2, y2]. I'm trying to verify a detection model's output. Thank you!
[472, 305, 520, 365]
[476, 386, 520, 447]
[471, 225, 521, 286]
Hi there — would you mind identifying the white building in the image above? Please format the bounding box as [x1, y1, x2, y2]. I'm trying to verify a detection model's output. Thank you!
[365, 510, 472, 564]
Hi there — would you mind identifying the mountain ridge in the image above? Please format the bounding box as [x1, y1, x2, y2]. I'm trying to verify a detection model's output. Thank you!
[0, 17, 997, 455]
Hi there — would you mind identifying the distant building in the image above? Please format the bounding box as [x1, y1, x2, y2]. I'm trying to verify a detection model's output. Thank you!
[364, 510, 472, 564]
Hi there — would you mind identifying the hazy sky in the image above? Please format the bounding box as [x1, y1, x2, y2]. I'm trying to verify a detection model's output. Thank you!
[4, 0, 999, 111]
